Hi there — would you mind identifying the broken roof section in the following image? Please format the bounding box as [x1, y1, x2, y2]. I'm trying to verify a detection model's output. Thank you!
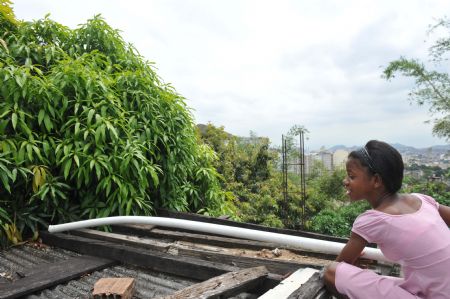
[0, 211, 373, 298]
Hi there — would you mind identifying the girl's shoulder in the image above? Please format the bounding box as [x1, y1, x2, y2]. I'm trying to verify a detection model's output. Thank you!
[370, 193, 438, 216]
[410, 193, 440, 210]
[353, 193, 439, 226]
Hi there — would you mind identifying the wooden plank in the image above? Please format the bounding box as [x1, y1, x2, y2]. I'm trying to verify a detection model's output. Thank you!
[111, 224, 337, 260]
[152, 227, 280, 249]
[159, 266, 268, 299]
[71, 229, 322, 275]
[40, 231, 239, 281]
[286, 272, 330, 299]
[259, 268, 318, 299]
[73, 228, 172, 252]
[156, 209, 350, 243]
[287, 271, 331, 299]
[113, 224, 289, 250]
[0, 255, 115, 299]
[176, 247, 322, 274]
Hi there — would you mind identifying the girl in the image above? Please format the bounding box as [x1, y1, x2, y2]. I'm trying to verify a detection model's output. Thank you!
[324, 140, 450, 298]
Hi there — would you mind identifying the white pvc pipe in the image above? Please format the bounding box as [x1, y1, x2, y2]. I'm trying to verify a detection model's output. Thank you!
[48, 216, 390, 263]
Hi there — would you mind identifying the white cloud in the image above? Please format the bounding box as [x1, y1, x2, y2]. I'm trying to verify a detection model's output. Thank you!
[12, 0, 450, 149]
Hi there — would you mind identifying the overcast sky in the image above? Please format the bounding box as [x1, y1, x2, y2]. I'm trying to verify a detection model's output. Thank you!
[12, 0, 450, 150]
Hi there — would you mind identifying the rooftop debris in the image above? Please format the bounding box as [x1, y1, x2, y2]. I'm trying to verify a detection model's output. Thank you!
[92, 277, 135, 299]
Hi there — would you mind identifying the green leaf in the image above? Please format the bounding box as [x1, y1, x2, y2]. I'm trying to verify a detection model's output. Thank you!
[95, 163, 101, 180]
[10, 168, 17, 182]
[44, 114, 53, 131]
[32, 146, 43, 161]
[74, 154, 80, 167]
[11, 113, 17, 130]
[19, 120, 32, 137]
[106, 122, 118, 140]
[75, 122, 80, 136]
[26, 143, 33, 161]
[90, 159, 95, 170]
[149, 166, 159, 187]
[38, 110, 45, 125]
[63, 159, 72, 179]
[126, 199, 132, 215]
[43, 141, 50, 156]
[0, 172, 11, 193]
[17, 147, 25, 162]
[95, 125, 104, 143]
[87, 109, 95, 125]
[46, 102, 55, 118]
[0, 163, 12, 178]
[15, 73, 26, 87]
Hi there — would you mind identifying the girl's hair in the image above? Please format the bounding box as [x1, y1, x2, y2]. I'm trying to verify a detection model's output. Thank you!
[349, 140, 404, 194]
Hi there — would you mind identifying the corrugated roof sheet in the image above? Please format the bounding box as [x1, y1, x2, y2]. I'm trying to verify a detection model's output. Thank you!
[0, 244, 79, 284]
[1, 243, 259, 299]
[25, 264, 195, 299]
[1, 243, 195, 298]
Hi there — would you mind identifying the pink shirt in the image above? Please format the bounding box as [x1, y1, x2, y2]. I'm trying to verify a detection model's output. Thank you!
[352, 193, 450, 298]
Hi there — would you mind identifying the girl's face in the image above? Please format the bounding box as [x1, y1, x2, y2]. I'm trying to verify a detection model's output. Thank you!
[343, 157, 375, 202]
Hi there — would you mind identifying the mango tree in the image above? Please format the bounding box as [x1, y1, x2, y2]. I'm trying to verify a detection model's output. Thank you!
[0, 1, 226, 247]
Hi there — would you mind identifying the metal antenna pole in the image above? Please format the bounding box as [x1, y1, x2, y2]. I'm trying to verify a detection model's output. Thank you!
[282, 135, 287, 219]
[299, 131, 306, 228]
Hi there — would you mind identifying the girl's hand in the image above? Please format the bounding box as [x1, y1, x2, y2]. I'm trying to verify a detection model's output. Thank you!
[439, 204, 450, 227]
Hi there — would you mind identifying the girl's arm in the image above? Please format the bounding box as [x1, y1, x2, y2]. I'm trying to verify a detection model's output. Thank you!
[336, 232, 368, 265]
[439, 204, 450, 227]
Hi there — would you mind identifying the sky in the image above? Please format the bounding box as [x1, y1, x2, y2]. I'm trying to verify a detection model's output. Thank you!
[11, 0, 450, 150]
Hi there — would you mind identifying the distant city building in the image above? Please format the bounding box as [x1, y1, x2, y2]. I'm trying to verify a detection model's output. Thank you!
[305, 151, 333, 175]
[320, 151, 333, 171]
[302, 150, 350, 175]
[333, 149, 349, 169]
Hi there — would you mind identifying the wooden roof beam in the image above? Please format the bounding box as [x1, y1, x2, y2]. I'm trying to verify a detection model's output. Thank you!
[159, 266, 268, 299]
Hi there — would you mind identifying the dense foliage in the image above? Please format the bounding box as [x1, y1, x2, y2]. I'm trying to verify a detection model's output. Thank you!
[198, 124, 284, 226]
[306, 163, 347, 215]
[0, 3, 227, 246]
[384, 18, 450, 141]
[403, 176, 450, 206]
[198, 123, 367, 234]
[198, 123, 345, 230]
[309, 201, 369, 237]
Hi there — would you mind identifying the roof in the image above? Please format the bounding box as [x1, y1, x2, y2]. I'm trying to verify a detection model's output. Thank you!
[0, 211, 387, 299]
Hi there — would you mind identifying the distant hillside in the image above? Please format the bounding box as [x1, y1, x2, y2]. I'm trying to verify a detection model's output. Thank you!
[329, 145, 358, 152]
[328, 143, 450, 155]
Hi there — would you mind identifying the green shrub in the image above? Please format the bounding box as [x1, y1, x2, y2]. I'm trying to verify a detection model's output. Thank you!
[310, 201, 369, 237]
[0, 7, 225, 247]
